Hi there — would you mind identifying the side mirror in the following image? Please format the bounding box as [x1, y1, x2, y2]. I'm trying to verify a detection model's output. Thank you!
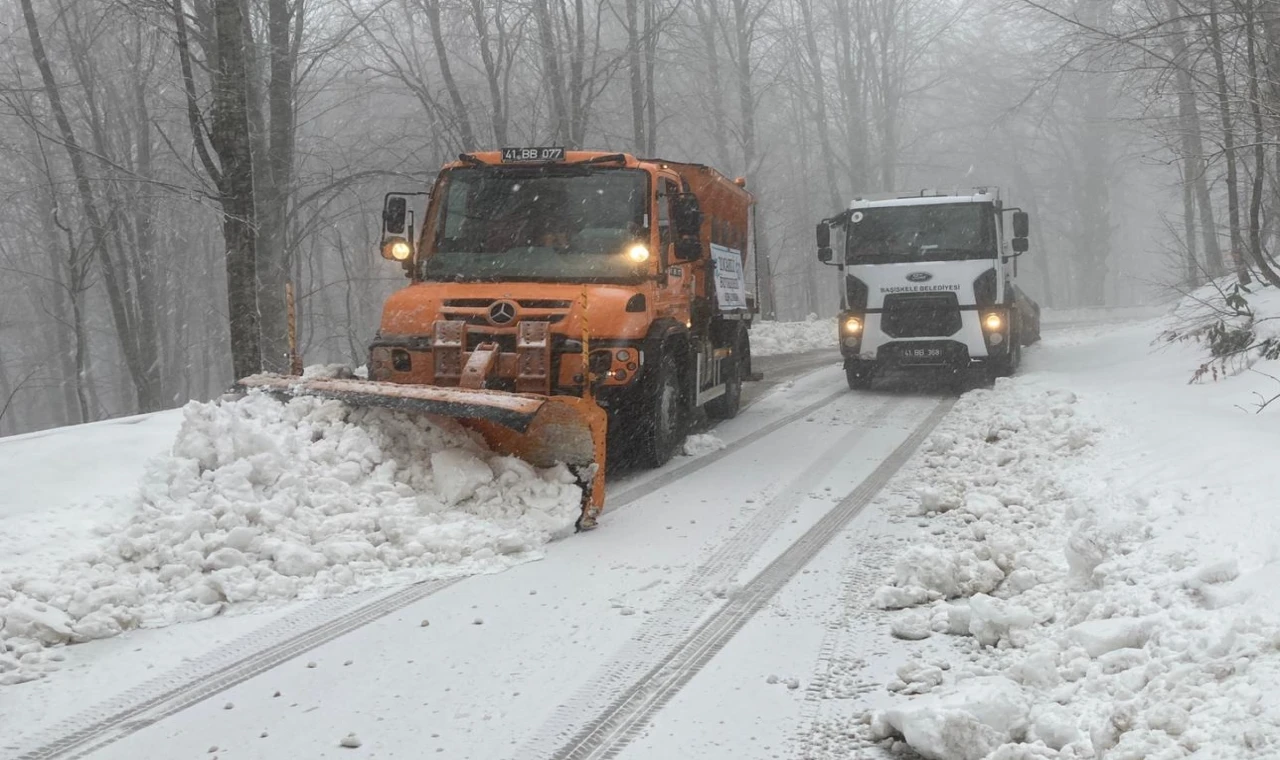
[674, 238, 701, 262]
[1012, 211, 1029, 239]
[1011, 237, 1029, 253]
[816, 221, 831, 249]
[384, 196, 408, 235]
[672, 193, 702, 236]
[818, 247, 833, 264]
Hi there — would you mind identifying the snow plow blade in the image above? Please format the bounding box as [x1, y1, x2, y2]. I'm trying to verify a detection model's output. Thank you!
[233, 375, 608, 530]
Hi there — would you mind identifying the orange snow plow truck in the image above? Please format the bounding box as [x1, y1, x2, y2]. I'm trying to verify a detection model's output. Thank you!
[237, 149, 758, 530]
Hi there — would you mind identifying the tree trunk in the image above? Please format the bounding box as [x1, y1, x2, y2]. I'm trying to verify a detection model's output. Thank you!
[470, 0, 507, 145]
[568, 0, 588, 146]
[1165, 0, 1223, 279]
[626, 0, 646, 152]
[833, 0, 868, 191]
[876, 0, 898, 189]
[1243, 0, 1280, 286]
[644, 0, 658, 155]
[692, 0, 733, 171]
[211, 0, 263, 379]
[424, 0, 477, 150]
[799, 0, 842, 210]
[258, 0, 300, 374]
[1208, 0, 1253, 285]
[533, 0, 570, 144]
[731, 0, 775, 319]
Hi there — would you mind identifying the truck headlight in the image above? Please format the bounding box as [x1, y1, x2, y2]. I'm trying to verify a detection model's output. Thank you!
[627, 244, 650, 263]
[843, 316, 863, 334]
[983, 312, 1003, 331]
[386, 239, 412, 261]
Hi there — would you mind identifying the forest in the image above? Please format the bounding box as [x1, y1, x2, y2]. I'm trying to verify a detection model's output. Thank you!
[2, 0, 1277, 435]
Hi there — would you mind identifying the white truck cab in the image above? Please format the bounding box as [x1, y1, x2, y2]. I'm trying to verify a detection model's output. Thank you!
[816, 189, 1041, 389]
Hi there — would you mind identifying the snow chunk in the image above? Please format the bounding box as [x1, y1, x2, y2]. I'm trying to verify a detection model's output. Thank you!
[874, 676, 1031, 760]
[963, 492, 1005, 519]
[873, 545, 1006, 609]
[888, 660, 946, 695]
[968, 594, 1037, 648]
[431, 449, 495, 505]
[891, 610, 933, 640]
[681, 434, 726, 456]
[1, 600, 72, 645]
[1065, 617, 1157, 658]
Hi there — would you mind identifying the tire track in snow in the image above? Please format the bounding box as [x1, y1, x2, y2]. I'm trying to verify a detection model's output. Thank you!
[606, 387, 848, 513]
[517, 394, 902, 759]
[789, 528, 898, 760]
[8, 360, 844, 760]
[524, 397, 956, 760]
[8, 577, 463, 760]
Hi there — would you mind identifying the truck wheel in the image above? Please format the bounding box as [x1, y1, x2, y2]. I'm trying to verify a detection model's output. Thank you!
[845, 360, 874, 390]
[1023, 306, 1041, 346]
[706, 341, 744, 420]
[633, 350, 684, 468]
[992, 328, 1021, 379]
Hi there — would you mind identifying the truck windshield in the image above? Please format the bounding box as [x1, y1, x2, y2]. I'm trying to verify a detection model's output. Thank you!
[421, 167, 650, 282]
[845, 203, 994, 264]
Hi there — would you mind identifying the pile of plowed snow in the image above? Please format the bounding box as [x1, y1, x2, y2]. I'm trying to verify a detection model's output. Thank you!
[750, 315, 836, 356]
[0, 391, 582, 685]
[858, 285, 1280, 759]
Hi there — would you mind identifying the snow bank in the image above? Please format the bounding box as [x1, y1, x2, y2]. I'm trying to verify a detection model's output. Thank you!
[862, 344, 1280, 760]
[1160, 279, 1280, 389]
[0, 389, 582, 685]
[750, 315, 836, 356]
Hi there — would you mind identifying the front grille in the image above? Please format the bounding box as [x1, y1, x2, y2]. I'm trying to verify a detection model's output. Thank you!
[442, 298, 572, 309]
[517, 299, 572, 309]
[881, 293, 961, 338]
[453, 314, 566, 326]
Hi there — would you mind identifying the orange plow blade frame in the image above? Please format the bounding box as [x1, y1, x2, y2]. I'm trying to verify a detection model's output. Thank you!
[234, 375, 609, 530]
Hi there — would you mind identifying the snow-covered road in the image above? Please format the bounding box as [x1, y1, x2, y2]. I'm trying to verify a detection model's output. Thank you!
[4, 357, 954, 759]
[5, 300, 1279, 760]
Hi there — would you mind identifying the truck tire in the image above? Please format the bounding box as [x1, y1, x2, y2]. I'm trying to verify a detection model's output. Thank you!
[1022, 303, 1041, 346]
[705, 337, 744, 420]
[992, 326, 1021, 379]
[845, 360, 874, 390]
[632, 350, 684, 468]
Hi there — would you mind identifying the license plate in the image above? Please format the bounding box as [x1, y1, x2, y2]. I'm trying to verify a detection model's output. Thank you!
[904, 347, 943, 359]
[501, 146, 565, 163]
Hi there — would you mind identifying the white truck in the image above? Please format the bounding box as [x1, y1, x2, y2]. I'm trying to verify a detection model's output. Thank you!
[815, 189, 1041, 389]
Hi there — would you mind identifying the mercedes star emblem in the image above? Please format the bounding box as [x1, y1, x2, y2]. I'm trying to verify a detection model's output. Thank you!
[488, 300, 517, 325]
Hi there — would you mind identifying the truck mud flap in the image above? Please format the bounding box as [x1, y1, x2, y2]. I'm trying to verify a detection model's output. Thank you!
[233, 375, 608, 530]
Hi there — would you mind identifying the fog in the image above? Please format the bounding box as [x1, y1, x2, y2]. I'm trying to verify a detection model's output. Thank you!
[2, 0, 1271, 435]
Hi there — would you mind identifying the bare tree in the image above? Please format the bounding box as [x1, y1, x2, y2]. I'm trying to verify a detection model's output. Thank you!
[174, 0, 262, 379]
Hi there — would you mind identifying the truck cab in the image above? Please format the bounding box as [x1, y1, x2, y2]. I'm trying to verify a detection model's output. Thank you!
[816, 190, 1041, 389]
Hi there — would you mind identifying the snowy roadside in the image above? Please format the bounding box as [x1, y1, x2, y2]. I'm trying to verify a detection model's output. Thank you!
[0, 389, 583, 687]
[855, 284, 1280, 759]
[750, 315, 837, 356]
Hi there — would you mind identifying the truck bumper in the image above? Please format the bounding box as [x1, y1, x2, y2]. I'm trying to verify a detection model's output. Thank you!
[839, 310, 1014, 372]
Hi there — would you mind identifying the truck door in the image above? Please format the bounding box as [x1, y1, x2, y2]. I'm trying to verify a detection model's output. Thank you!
[654, 176, 693, 325]
[996, 206, 1011, 303]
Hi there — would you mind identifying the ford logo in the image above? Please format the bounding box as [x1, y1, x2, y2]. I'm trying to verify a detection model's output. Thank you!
[906, 272, 933, 283]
